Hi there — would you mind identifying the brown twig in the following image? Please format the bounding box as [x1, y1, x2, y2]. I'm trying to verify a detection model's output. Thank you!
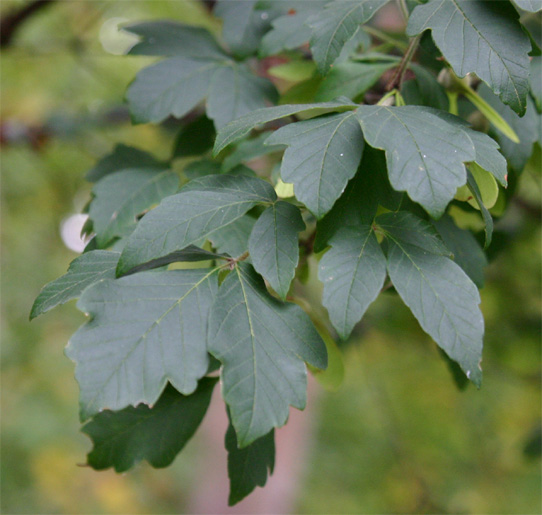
[1, 0, 55, 48]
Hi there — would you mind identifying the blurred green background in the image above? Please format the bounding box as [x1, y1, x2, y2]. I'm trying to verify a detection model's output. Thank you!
[1, 1, 540, 513]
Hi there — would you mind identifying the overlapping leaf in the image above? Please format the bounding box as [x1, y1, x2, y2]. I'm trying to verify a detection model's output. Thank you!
[512, 0, 542, 12]
[208, 215, 256, 258]
[208, 263, 327, 446]
[83, 378, 217, 472]
[226, 422, 275, 506]
[67, 269, 218, 420]
[89, 168, 179, 248]
[318, 226, 386, 339]
[30, 251, 120, 319]
[265, 111, 364, 218]
[307, 0, 390, 73]
[407, 0, 531, 115]
[260, 12, 314, 56]
[117, 174, 276, 275]
[357, 106, 476, 218]
[248, 201, 305, 299]
[378, 212, 483, 386]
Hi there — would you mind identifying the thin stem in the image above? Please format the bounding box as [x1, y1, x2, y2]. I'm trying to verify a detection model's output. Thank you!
[385, 34, 421, 91]
[397, 0, 409, 22]
[363, 26, 408, 51]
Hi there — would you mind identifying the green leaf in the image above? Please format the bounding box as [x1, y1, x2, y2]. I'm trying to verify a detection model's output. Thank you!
[478, 83, 540, 175]
[213, 99, 357, 155]
[407, 0, 531, 115]
[124, 21, 227, 59]
[86, 144, 165, 183]
[173, 116, 216, 158]
[260, 12, 314, 56]
[207, 64, 278, 129]
[30, 251, 119, 320]
[117, 175, 276, 275]
[248, 201, 305, 299]
[89, 168, 179, 248]
[83, 378, 217, 472]
[530, 57, 542, 111]
[512, 0, 542, 12]
[357, 106, 476, 218]
[401, 64, 449, 111]
[67, 269, 219, 421]
[221, 132, 282, 173]
[381, 215, 484, 386]
[318, 225, 386, 339]
[226, 422, 275, 506]
[127, 58, 220, 124]
[432, 214, 487, 288]
[315, 61, 394, 102]
[307, 325, 345, 391]
[307, 0, 391, 74]
[466, 169, 493, 247]
[466, 129, 508, 186]
[208, 215, 256, 258]
[184, 160, 222, 180]
[268, 61, 316, 82]
[208, 263, 327, 446]
[265, 111, 364, 218]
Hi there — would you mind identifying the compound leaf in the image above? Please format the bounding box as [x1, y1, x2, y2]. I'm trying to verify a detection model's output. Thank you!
[248, 201, 305, 299]
[208, 263, 327, 447]
[265, 111, 364, 218]
[308, 0, 390, 74]
[83, 378, 217, 472]
[67, 269, 218, 421]
[318, 225, 386, 340]
[89, 168, 179, 248]
[357, 105, 476, 218]
[407, 0, 531, 115]
[30, 251, 119, 320]
[226, 422, 275, 506]
[117, 174, 276, 275]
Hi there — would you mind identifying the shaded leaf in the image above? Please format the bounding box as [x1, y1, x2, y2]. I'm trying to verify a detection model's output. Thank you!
[260, 12, 314, 56]
[401, 64, 449, 111]
[466, 129, 508, 186]
[173, 116, 216, 158]
[266, 111, 364, 218]
[67, 269, 218, 420]
[208, 215, 256, 258]
[226, 422, 275, 506]
[30, 251, 119, 320]
[248, 201, 305, 299]
[530, 57, 542, 111]
[318, 225, 386, 339]
[208, 263, 327, 446]
[221, 132, 282, 173]
[89, 168, 179, 248]
[308, 0, 390, 74]
[357, 106, 476, 217]
[407, 0, 531, 115]
[117, 175, 276, 275]
[466, 169, 493, 247]
[83, 378, 217, 472]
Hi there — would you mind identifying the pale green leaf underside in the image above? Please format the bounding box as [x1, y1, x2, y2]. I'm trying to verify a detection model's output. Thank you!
[308, 0, 390, 74]
[318, 226, 386, 340]
[90, 168, 179, 248]
[512, 0, 542, 12]
[208, 263, 327, 447]
[265, 111, 364, 218]
[117, 174, 276, 275]
[30, 251, 120, 320]
[248, 201, 305, 299]
[83, 378, 217, 472]
[407, 0, 531, 115]
[357, 106, 476, 218]
[67, 269, 218, 421]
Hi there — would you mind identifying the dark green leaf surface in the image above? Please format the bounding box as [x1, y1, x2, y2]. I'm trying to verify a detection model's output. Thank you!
[307, 0, 390, 74]
[318, 226, 386, 339]
[89, 168, 179, 248]
[117, 175, 276, 275]
[466, 169, 493, 248]
[315, 61, 394, 101]
[86, 144, 165, 183]
[265, 111, 364, 218]
[226, 423, 275, 506]
[512, 0, 542, 12]
[208, 215, 256, 258]
[207, 64, 278, 129]
[401, 64, 449, 111]
[248, 201, 305, 299]
[383, 219, 484, 386]
[125, 21, 227, 59]
[173, 116, 216, 158]
[83, 378, 217, 472]
[357, 106, 476, 218]
[127, 58, 220, 124]
[213, 99, 357, 154]
[30, 251, 119, 320]
[530, 57, 542, 110]
[467, 129, 508, 186]
[67, 269, 218, 420]
[208, 263, 327, 446]
[221, 132, 282, 173]
[260, 12, 314, 56]
[407, 0, 531, 115]
[432, 214, 487, 288]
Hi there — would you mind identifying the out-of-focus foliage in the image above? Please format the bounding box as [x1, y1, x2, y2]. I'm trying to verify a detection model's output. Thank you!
[1, 1, 540, 513]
